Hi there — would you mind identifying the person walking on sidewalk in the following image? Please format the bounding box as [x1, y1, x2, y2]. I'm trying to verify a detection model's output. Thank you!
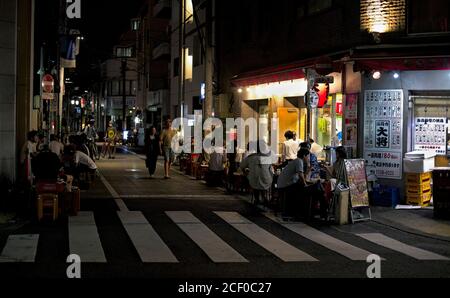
[145, 126, 159, 178]
[160, 119, 177, 179]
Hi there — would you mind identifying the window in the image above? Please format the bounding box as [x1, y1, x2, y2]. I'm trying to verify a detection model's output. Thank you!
[408, 0, 450, 34]
[131, 18, 140, 31]
[173, 57, 180, 77]
[131, 81, 137, 95]
[112, 81, 120, 96]
[116, 47, 133, 58]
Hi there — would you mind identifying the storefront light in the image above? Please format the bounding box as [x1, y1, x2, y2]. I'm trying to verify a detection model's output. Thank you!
[372, 71, 382, 80]
[393, 72, 400, 79]
[237, 88, 243, 93]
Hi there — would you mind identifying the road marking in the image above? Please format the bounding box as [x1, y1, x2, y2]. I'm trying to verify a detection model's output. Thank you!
[0, 234, 39, 263]
[114, 199, 129, 212]
[357, 233, 449, 261]
[120, 194, 239, 200]
[215, 212, 318, 262]
[98, 170, 129, 211]
[265, 213, 373, 261]
[118, 212, 178, 263]
[166, 211, 248, 263]
[69, 212, 107, 263]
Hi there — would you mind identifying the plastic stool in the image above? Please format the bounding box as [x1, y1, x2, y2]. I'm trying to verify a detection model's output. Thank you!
[37, 194, 59, 222]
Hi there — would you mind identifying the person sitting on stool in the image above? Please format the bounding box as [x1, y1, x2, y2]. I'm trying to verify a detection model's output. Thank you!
[277, 148, 309, 218]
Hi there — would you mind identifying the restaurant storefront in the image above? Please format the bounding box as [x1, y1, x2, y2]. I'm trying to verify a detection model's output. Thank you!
[357, 57, 450, 200]
[231, 59, 355, 159]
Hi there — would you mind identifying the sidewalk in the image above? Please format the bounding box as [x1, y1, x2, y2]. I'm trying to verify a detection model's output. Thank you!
[370, 206, 450, 241]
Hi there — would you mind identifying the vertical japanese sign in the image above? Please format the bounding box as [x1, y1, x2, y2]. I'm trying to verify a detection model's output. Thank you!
[364, 90, 403, 179]
[344, 94, 358, 151]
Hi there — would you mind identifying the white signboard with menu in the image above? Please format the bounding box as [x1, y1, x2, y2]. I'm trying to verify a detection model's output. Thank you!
[364, 90, 404, 180]
[414, 117, 447, 155]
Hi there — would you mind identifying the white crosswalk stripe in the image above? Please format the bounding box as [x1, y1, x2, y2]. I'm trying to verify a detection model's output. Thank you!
[0, 234, 39, 263]
[2, 211, 449, 265]
[118, 211, 178, 263]
[356, 233, 449, 261]
[215, 211, 318, 262]
[69, 212, 107, 263]
[166, 211, 248, 263]
[265, 213, 374, 261]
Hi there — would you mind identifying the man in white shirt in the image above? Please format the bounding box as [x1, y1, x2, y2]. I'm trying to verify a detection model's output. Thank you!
[207, 144, 227, 187]
[282, 131, 299, 163]
[74, 150, 98, 171]
[49, 134, 64, 158]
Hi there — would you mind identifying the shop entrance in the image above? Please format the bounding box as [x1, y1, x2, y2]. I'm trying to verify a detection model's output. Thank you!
[412, 95, 450, 167]
[311, 93, 343, 150]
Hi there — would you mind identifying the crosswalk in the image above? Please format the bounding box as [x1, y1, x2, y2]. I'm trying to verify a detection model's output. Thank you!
[1, 211, 449, 264]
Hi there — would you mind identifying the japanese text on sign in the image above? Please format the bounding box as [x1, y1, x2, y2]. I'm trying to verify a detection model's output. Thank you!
[414, 117, 447, 155]
[364, 90, 404, 180]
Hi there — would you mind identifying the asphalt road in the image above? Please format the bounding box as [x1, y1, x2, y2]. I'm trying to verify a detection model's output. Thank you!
[1, 150, 449, 279]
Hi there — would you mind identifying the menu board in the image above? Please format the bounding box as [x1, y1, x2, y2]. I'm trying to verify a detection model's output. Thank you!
[344, 159, 370, 208]
[364, 90, 404, 180]
[344, 94, 358, 150]
[414, 117, 447, 155]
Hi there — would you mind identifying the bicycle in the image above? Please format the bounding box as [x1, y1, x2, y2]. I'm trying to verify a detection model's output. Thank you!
[87, 138, 100, 161]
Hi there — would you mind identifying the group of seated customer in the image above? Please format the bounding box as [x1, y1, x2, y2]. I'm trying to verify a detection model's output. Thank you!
[32, 139, 97, 186]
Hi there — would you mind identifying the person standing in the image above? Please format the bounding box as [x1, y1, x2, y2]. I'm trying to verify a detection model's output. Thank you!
[20, 130, 39, 184]
[145, 126, 159, 178]
[282, 131, 299, 165]
[159, 119, 177, 179]
[103, 121, 118, 159]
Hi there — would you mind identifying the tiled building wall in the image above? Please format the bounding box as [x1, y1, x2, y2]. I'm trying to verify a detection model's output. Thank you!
[0, 0, 17, 182]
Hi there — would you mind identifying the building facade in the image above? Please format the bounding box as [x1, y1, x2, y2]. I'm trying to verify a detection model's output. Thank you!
[0, 0, 34, 183]
[215, 0, 450, 199]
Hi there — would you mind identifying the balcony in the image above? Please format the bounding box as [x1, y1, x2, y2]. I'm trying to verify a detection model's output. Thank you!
[153, 0, 171, 19]
[152, 42, 170, 61]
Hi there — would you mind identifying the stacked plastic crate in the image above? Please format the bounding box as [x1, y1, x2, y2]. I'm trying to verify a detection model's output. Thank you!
[405, 172, 432, 207]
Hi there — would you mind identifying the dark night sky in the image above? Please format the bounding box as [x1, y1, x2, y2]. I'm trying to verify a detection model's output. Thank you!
[35, 0, 145, 90]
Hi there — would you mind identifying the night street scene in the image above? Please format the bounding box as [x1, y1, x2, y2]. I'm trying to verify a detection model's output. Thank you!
[1, 0, 450, 290]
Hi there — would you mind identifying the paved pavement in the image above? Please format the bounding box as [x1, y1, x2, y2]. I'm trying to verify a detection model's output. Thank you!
[0, 149, 449, 279]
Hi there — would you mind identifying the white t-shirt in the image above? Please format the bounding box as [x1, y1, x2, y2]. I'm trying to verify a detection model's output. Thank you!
[282, 139, 299, 161]
[75, 151, 97, 170]
[209, 151, 227, 172]
[49, 141, 64, 156]
[310, 143, 323, 157]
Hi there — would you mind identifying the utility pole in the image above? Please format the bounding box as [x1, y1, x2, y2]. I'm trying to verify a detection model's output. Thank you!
[179, 0, 185, 125]
[122, 58, 127, 132]
[204, 0, 214, 119]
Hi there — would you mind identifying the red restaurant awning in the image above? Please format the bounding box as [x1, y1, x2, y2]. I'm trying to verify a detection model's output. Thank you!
[231, 56, 342, 87]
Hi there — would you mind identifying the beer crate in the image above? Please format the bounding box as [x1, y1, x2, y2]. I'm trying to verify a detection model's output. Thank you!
[405, 172, 432, 185]
[406, 182, 432, 195]
[407, 192, 432, 207]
